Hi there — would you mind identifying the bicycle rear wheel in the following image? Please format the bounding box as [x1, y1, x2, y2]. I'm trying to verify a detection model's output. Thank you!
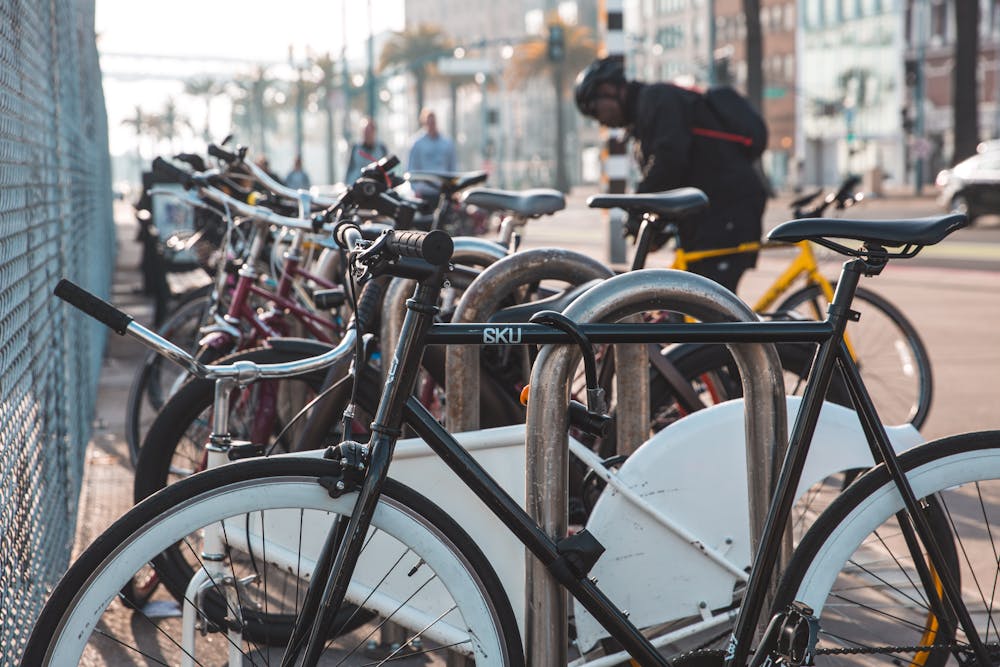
[775, 431, 1000, 665]
[776, 284, 932, 429]
[645, 341, 852, 432]
[22, 458, 524, 666]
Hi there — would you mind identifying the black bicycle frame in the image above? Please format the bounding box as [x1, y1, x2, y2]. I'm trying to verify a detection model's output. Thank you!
[287, 255, 989, 666]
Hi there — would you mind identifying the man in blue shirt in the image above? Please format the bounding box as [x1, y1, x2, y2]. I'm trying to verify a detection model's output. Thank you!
[407, 110, 457, 199]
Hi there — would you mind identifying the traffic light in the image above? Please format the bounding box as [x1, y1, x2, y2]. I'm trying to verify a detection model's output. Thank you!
[547, 24, 565, 62]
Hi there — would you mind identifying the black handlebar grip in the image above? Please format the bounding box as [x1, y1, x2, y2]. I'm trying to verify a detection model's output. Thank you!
[351, 278, 385, 334]
[207, 143, 240, 164]
[389, 229, 453, 266]
[151, 156, 193, 186]
[54, 279, 133, 335]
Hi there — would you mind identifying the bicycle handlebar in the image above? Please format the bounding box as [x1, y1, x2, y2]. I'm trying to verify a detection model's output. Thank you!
[55, 279, 133, 335]
[55, 278, 358, 382]
[335, 222, 454, 267]
[206, 142, 342, 208]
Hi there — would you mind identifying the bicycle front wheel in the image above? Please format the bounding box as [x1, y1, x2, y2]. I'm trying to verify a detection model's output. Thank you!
[22, 458, 523, 666]
[776, 284, 933, 429]
[776, 431, 1000, 665]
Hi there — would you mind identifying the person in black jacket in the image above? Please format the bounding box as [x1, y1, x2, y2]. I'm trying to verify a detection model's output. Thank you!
[574, 58, 768, 292]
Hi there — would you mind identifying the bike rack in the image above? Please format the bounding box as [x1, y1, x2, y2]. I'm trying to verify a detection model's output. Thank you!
[379, 237, 508, 377]
[444, 248, 622, 434]
[525, 268, 787, 666]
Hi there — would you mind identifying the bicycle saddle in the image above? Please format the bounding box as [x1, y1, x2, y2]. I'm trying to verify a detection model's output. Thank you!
[460, 187, 566, 218]
[768, 213, 968, 248]
[406, 170, 488, 194]
[586, 187, 708, 219]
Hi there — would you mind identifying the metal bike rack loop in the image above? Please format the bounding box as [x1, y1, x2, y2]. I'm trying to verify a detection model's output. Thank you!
[525, 268, 787, 666]
[444, 248, 641, 435]
[380, 237, 508, 377]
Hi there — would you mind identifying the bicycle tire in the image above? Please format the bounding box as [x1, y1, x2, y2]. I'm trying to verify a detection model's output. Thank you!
[776, 283, 933, 429]
[774, 431, 1000, 665]
[124, 292, 217, 466]
[22, 458, 524, 665]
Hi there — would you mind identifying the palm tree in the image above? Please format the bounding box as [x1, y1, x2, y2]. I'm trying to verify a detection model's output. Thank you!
[228, 67, 280, 156]
[184, 76, 224, 142]
[315, 53, 339, 184]
[156, 98, 192, 153]
[121, 106, 157, 160]
[378, 24, 452, 122]
[507, 17, 597, 192]
[121, 105, 161, 177]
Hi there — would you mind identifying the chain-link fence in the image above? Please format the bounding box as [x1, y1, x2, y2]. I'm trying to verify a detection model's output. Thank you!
[0, 0, 113, 661]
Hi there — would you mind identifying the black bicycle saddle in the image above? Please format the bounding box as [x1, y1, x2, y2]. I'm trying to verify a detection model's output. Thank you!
[768, 213, 968, 249]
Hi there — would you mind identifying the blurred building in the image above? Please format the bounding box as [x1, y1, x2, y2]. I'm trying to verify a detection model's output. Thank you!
[401, 1, 600, 188]
[626, 0, 798, 190]
[796, 1, 905, 188]
[906, 0, 1000, 181]
[393, 0, 1000, 192]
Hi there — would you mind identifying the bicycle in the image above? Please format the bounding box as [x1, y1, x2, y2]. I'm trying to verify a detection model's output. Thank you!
[597, 175, 932, 430]
[124, 151, 359, 464]
[29, 201, 995, 665]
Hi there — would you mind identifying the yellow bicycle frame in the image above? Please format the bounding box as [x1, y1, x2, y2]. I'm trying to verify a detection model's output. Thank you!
[669, 239, 859, 358]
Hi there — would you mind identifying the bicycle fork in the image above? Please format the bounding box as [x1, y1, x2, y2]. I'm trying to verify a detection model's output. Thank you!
[281, 278, 445, 667]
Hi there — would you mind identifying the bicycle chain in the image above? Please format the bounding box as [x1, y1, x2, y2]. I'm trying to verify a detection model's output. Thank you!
[672, 640, 1000, 664]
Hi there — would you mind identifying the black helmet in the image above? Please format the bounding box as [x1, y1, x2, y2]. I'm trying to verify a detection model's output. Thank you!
[574, 57, 625, 117]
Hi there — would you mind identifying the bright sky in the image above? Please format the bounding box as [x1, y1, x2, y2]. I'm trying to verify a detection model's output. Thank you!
[96, 0, 405, 155]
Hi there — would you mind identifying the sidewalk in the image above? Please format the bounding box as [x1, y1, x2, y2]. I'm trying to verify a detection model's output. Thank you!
[72, 205, 149, 554]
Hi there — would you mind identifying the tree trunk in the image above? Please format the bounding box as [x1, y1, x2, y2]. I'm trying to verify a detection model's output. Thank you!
[553, 65, 569, 193]
[742, 0, 764, 112]
[952, 0, 980, 164]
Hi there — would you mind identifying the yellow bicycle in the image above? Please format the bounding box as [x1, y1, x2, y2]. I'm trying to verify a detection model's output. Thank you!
[642, 180, 932, 430]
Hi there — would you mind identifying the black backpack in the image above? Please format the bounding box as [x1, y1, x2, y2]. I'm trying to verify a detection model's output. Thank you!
[692, 85, 768, 160]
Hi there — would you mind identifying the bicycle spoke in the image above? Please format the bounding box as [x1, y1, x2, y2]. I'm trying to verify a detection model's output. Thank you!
[941, 485, 1000, 643]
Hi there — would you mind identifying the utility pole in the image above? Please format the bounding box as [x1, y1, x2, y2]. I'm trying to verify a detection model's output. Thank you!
[366, 0, 377, 118]
[913, 0, 928, 195]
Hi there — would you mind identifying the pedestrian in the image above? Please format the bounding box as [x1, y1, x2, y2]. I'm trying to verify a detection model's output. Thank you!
[407, 109, 457, 200]
[574, 57, 769, 292]
[285, 155, 311, 190]
[345, 117, 389, 184]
